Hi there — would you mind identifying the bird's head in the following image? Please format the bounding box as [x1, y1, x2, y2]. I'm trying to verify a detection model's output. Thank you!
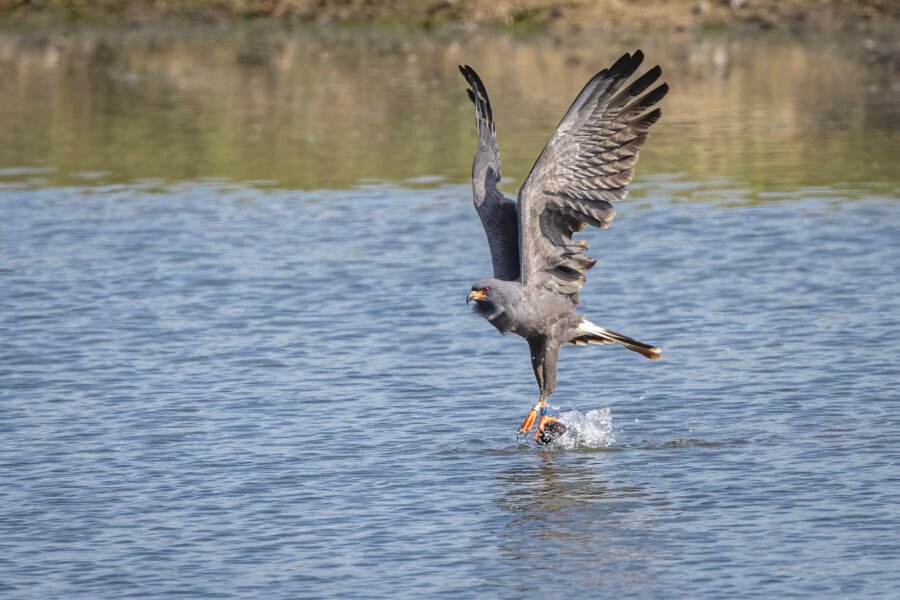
[467, 279, 517, 319]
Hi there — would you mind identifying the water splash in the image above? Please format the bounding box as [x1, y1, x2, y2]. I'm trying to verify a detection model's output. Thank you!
[551, 407, 615, 449]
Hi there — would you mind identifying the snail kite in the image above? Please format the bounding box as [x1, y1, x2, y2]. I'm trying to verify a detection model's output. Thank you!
[460, 50, 666, 445]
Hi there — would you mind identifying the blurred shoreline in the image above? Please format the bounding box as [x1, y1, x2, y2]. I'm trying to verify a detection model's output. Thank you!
[1, 24, 897, 193]
[0, 0, 898, 34]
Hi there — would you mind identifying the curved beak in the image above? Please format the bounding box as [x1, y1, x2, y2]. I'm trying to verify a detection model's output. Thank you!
[467, 290, 487, 305]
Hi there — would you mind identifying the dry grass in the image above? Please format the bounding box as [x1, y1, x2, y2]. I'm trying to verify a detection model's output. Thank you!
[0, 0, 897, 31]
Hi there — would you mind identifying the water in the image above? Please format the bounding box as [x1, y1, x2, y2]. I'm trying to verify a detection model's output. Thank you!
[2, 25, 899, 598]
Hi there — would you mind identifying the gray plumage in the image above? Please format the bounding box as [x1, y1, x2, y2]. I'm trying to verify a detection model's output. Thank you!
[460, 51, 665, 432]
[459, 66, 520, 281]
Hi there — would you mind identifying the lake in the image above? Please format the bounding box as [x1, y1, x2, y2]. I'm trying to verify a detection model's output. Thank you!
[1, 24, 899, 598]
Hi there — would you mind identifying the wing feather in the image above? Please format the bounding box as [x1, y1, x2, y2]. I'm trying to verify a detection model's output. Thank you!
[459, 65, 520, 281]
[517, 50, 668, 295]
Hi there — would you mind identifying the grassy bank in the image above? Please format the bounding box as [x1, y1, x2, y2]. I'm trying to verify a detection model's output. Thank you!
[0, 0, 898, 32]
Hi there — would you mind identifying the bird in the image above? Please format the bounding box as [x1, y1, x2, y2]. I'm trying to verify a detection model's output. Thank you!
[459, 50, 666, 445]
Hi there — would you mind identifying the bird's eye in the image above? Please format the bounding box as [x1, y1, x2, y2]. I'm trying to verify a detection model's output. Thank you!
[481, 287, 490, 294]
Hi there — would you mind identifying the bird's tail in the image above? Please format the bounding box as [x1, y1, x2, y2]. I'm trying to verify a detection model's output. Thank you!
[570, 319, 662, 361]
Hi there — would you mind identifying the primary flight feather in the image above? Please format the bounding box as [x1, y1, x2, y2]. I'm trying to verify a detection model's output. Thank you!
[460, 50, 667, 445]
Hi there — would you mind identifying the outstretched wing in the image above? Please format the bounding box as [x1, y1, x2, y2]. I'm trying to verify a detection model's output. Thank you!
[459, 65, 520, 281]
[517, 50, 667, 295]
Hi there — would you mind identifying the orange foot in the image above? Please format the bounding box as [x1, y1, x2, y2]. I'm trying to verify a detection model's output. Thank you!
[535, 415, 567, 446]
[517, 406, 538, 438]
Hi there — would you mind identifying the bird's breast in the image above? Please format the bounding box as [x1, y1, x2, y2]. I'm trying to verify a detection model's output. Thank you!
[487, 311, 516, 334]
[506, 293, 575, 338]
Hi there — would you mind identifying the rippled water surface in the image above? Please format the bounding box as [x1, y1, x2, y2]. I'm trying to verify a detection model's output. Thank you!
[2, 25, 899, 598]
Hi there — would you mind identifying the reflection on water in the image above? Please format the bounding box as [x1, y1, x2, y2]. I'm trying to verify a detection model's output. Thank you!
[496, 454, 666, 594]
[0, 26, 897, 193]
[498, 454, 644, 519]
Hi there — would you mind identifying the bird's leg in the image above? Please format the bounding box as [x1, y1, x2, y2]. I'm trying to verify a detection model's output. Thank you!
[519, 337, 566, 444]
[518, 338, 550, 438]
[517, 398, 545, 438]
[531, 338, 566, 445]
